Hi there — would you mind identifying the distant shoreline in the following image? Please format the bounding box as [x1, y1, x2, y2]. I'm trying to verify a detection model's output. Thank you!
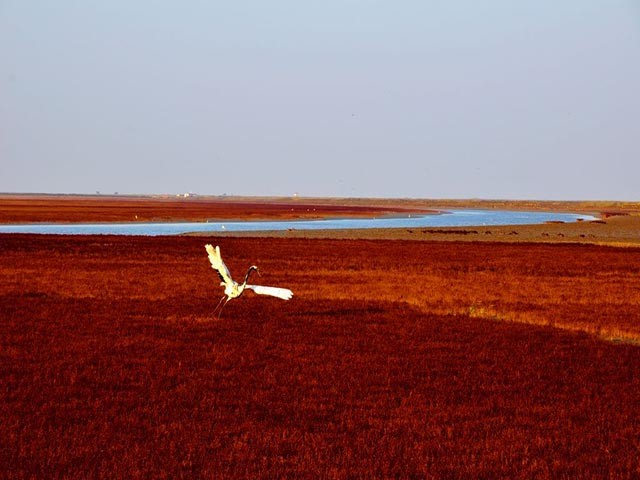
[1, 194, 639, 246]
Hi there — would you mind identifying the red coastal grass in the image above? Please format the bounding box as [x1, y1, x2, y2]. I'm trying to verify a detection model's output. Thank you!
[1, 235, 639, 478]
[0, 196, 431, 224]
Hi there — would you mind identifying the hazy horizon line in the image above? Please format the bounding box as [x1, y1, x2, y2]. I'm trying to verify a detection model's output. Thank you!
[1, 191, 638, 204]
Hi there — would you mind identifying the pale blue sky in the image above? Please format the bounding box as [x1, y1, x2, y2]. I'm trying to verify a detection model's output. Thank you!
[2, 1, 639, 199]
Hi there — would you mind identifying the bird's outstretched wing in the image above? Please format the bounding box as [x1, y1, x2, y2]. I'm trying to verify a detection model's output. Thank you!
[205, 244, 234, 285]
[246, 285, 293, 300]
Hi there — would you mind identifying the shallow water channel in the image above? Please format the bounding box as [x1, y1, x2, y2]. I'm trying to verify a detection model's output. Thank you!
[0, 210, 597, 236]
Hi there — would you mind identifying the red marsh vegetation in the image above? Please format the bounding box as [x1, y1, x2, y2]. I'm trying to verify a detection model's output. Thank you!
[0, 195, 431, 224]
[1, 235, 639, 478]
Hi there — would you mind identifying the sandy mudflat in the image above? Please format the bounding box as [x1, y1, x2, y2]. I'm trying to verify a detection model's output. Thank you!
[210, 212, 640, 246]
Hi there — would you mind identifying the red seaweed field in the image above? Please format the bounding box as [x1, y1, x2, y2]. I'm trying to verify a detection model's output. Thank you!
[0, 196, 429, 224]
[1, 234, 639, 478]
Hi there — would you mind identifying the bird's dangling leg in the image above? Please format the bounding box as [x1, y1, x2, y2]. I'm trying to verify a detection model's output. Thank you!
[213, 294, 226, 316]
[217, 297, 232, 320]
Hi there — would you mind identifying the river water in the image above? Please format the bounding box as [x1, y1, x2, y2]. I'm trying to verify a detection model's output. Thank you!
[0, 210, 597, 236]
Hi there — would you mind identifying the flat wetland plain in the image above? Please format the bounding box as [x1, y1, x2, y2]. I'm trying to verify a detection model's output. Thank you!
[1, 195, 640, 478]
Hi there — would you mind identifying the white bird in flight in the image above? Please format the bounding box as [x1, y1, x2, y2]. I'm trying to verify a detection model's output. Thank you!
[205, 244, 293, 317]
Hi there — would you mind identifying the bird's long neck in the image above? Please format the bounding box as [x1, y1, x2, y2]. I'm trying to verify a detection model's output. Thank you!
[241, 266, 258, 288]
